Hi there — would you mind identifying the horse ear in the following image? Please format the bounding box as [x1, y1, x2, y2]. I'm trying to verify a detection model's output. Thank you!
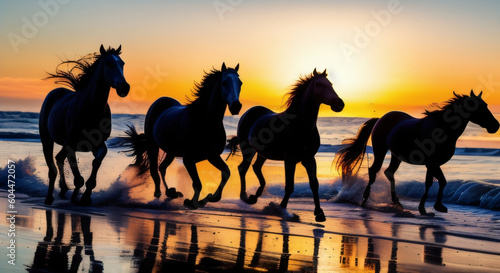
[221, 62, 227, 71]
[117, 45, 121, 53]
[470, 90, 476, 97]
[235, 63, 239, 72]
[322, 69, 327, 75]
[478, 91, 483, 98]
[313, 68, 318, 76]
[100, 44, 106, 55]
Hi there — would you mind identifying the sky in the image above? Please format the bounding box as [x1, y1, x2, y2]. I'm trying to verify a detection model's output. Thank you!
[0, 0, 499, 117]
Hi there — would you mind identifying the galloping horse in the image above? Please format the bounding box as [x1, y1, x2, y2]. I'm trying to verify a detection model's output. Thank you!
[40, 45, 130, 205]
[124, 63, 242, 209]
[335, 91, 499, 215]
[233, 69, 344, 222]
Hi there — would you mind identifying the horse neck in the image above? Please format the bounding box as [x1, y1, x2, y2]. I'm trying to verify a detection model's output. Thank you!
[285, 86, 320, 131]
[76, 62, 111, 113]
[434, 107, 471, 140]
[195, 82, 226, 125]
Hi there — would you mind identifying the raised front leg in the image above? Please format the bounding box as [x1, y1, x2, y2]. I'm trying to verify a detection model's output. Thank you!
[203, 155, 230, 203]
[280, 159, 296, 209]
[80, 144, 107, 206]
[301, 157, 325, 222]
[182, 157, 206, 209]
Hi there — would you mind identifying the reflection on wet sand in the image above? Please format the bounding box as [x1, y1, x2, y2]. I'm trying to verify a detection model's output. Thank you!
[23, 207, 500, 273]
[28, 210, 103, 272]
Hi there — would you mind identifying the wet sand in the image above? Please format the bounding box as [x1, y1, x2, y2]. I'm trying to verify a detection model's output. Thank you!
[1, 141, 500, 272]
[1, 191, 500, 273]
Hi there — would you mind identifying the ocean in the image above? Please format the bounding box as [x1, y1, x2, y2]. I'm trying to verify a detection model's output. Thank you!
[2, 111, 500, 272]
[1, 111, 499, 211]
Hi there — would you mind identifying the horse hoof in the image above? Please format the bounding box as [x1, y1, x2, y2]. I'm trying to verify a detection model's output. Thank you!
[314, 208, 326, 222]
[434, 203, 448, 213]
[247, 195, 258, 205]
[206, 193, 221, 203]
[184, 199, 198, 210]
[360, 199, 368, 207]
[80, 195, 92, 206]
[166, 188, 182, 199]
[45, 196, 54, 205]
[154, 191, 161, 198]
[315, 212, 326, 222]
[419, 207, 427, 215]
[197, 199, 207, 208]
[71, 191, 80, 205]
[394, 201, 404, 209]
[59, 188, 69, 199]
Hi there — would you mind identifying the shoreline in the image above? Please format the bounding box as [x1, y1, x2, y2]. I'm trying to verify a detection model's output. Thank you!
[2, 195, 500, 272]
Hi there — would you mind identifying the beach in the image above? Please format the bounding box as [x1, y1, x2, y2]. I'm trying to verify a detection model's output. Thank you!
[1, 113, 500, 272]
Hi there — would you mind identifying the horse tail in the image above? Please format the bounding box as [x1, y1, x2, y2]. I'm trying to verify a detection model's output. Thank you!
[120, 124, 150, 173]
[334, 118, 379, 179]
[225, 136, 239, 161]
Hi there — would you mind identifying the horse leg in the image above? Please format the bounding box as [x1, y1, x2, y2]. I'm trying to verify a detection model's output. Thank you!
[426, 164, 448, 213]
[54, 146, 85, 204]
[203, 155, 231, 203]
[238, 141, 256, 203]
[419, 169, 434, 215]
[248, 154, 267, 204]
[42, 140, 57, 205]
[361, 147, 388, 207]
[182, 157, 206, 209]
[66, 148, 85, 204]
[384, 154, 402, 207]
[147, 142, 162, 198]
[159, 154, 182, 198]
[280, 159, 296, 209]
[301, 157, 326, 222]
[80, 144, 107, 206]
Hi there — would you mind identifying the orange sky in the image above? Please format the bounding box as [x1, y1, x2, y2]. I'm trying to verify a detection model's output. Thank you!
[0, 0, 499, 117]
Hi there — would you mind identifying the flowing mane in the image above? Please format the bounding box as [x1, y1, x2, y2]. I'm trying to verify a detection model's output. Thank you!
[283, 71, 327, 110]
[186, 68, 222, 106]
[46, 46, 122, 92]
[423, 92, 467, 117]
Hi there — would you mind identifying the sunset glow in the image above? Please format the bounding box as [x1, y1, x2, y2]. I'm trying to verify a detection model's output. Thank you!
[0, 0, 499, 117]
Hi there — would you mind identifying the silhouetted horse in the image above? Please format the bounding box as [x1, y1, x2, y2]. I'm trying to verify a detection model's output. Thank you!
[232, 69, 344, 222]
[335, 91, 499, 215]
[124, 63, 242, 209]
[40, 45, 130, 205]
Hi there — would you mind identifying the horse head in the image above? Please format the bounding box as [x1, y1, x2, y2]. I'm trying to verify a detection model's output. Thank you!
[468, 90, 499, 133]
[312, 68, 344, 112]
[100, 45, 130, 98]
[220, 62, 242, 115]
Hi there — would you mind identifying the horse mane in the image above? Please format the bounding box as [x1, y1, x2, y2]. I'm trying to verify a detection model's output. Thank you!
[186, 68, 222, 106]
[283, 70, 327, 110]
[46, 46, 122, 92]
[423, 92, 467, 117]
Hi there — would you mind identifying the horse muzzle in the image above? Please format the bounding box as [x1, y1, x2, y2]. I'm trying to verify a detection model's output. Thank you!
[330, 99, 345, 113]
[116, 82, 130, 97]
[229, 101, 242, 115]
[487, 120, 500, 134]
